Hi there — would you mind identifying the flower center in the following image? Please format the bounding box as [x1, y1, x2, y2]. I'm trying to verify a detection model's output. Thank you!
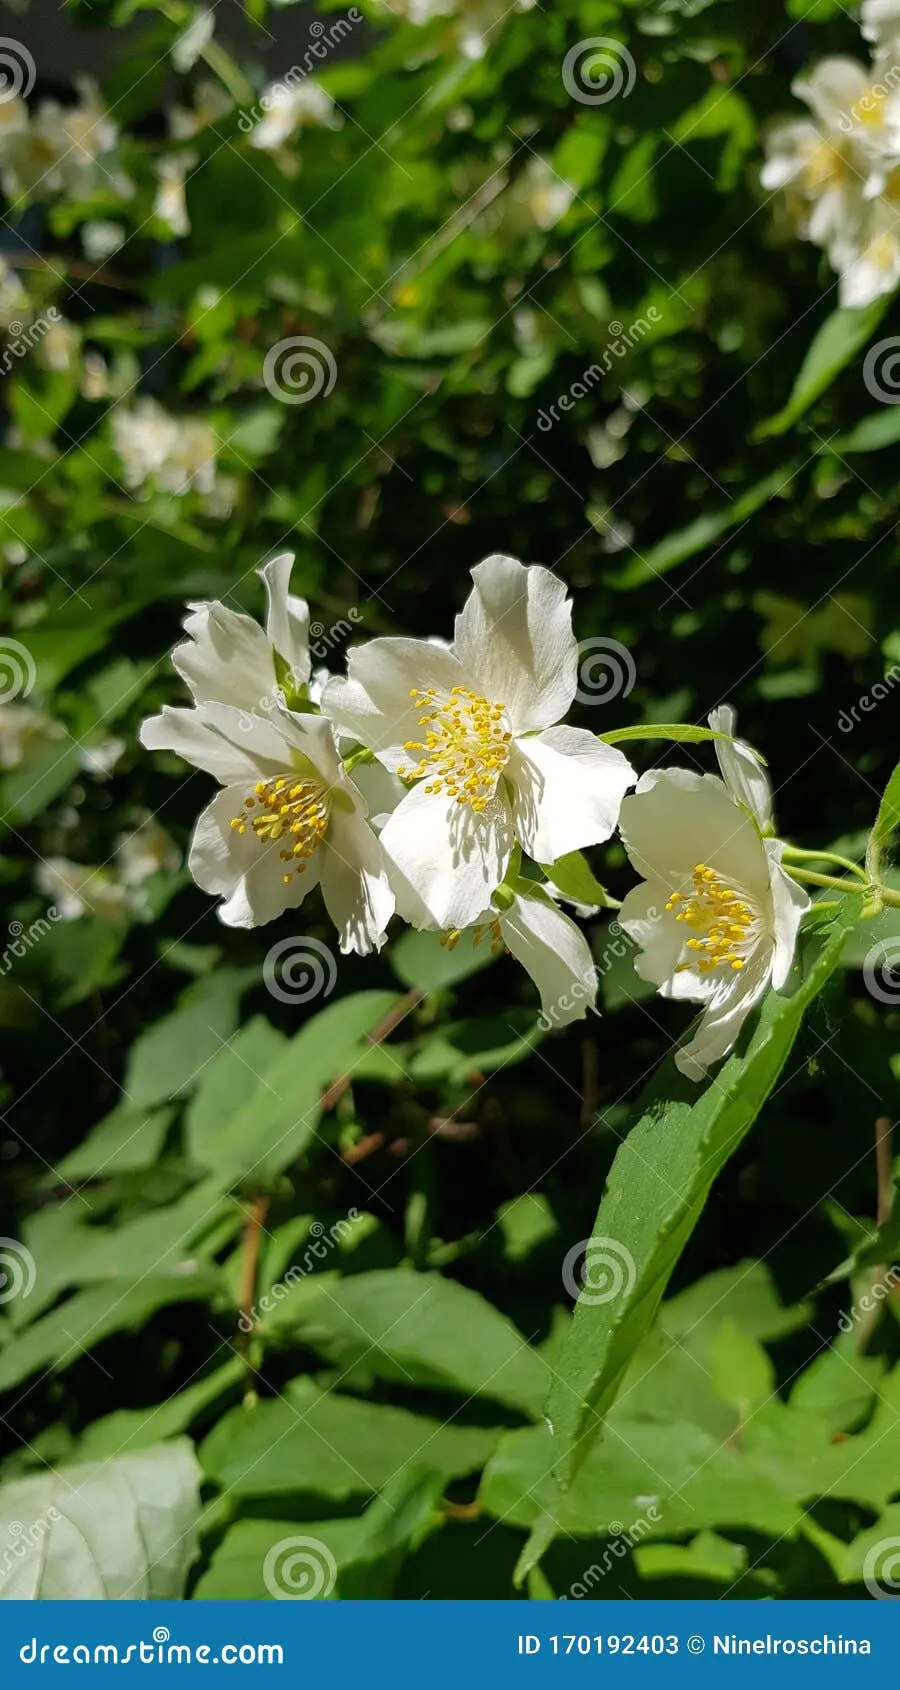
[802, 140, 846, 194]
[866, 231, 899, 272]
[666, 863, 757, 975]
[398, 686, 511, 812]
[231, 775, 329, 884]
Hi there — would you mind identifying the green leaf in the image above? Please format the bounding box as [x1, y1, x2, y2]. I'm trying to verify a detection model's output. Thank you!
[539, 850, 612, 907]
[193, 991, 403, 1185]
[709, 1317, 775, 1415]
[123, 970, 251, 1108]
[184, 1017, 286, 1168]
[200, 1380, 499, 1501]
[598, 723, 739, 748]
[52, 1103, 173, 1181]
[866, 760, 900, 889]
[516, 900, 855, 1579]
[757, 298, 890, 438]
[390, 928, 494, 991]
[269, 1269, 549, 1417]
[0, 1441, 201, 1598]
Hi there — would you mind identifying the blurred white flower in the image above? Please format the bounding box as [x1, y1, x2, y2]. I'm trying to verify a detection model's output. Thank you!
[36, 316, 79, 374]
[171, 6, 215, 73]
[81, 221, 127, 264]
[36, 858, 127, 923]
[112, 398, 221, 502]
[513, 156, 576, 232]
[0, 259, 30, 332]
[249, 81, 341, 155]
[116, 815, 181, 886]
[171, 79, 234, 141]
[0, 705, 64, 770]
[0, 81, 126, 204]
[154, 156, 192, 238]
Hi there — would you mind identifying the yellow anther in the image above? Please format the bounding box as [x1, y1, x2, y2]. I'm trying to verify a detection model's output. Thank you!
[399, 686, 511, 811]
[666, 864, 757, 977]
[232, 773, 329, 878]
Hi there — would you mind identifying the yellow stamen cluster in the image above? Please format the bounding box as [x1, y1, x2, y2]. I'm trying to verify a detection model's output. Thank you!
[665, 863, 756, 975]
[802, 140, 846, 194]
[441, 920, 504, 956]
[398, 686, 511, 812]
[231, 776, 329, 885]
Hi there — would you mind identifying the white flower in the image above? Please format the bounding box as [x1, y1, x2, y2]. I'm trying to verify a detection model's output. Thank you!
[168, 551, 310, 719]
[837, 192, 900, 305]
[0, 82, 123, 204]
[81, 221, 126, 263]
[140, 704, 394, 949]
[170, 80, 233, 141]
[112, 399, 220, 501]
[323, 553, 635, 931]
[514, 156, 576, 232]
[249, 81, 341, 154]
[0, 705, 64, 769]
[154, 157, 192, 238]
[617, 721, 809, 1081]
[761, 119, 864, 254]
[36, 316, 79, 373]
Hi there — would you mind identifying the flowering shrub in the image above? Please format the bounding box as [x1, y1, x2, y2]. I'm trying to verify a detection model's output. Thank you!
[2, 0, 900, 1603]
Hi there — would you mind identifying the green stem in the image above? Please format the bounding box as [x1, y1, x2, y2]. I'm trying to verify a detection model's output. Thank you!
[787, 866, 900, 909]
[343, 746, 375, 774]
[780, 844, 868, 882]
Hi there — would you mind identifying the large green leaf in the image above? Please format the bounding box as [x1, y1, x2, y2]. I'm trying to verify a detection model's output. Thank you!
[200, 1380, 499, 1501]
[517, 900, 855, 1578]
[0, 1441, 201, 1598]
[270, 1268, 549, 1417]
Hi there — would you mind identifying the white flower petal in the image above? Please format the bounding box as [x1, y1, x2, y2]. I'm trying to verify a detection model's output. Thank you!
[794, 59, 872, 131]
[709, 704, 773, 832]
[617, 879, 687, 991]
[619, 768, 772, 905]
[765, 842, 810, 990]
[499, 890, 597, 1026]
[453, 553, 578, 732]
[323, 638, 466, 767]
[380, 783, 513, 930]
[260, 551, 311, 686]
[172, 600, 275, 713]
[140, 706, 265, 785]
[675, 950, 772, 1081]
[507, 726, 635, 861]
[189, 785, 320, 928]
[320, 806, 395, 955]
